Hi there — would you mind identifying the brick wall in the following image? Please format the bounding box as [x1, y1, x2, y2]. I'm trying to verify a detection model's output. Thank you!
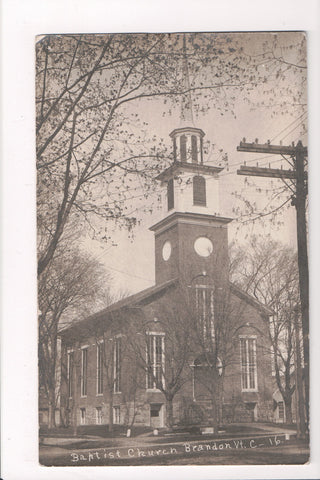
[154, 216, 229, 286]
[59, 281, 274, 427]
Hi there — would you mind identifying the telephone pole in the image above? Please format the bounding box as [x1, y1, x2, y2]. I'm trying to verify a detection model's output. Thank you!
[294, 305, 306, 438]
[236, 140, 309, 432]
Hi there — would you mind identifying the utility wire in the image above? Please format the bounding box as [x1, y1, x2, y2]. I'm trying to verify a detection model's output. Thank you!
[270, 111, 307, 142]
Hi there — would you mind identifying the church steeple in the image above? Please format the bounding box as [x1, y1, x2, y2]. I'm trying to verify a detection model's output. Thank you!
[156, 34, 223, 216]
[150, 34, 232, 287]
[169, 34, 205, 165]
[180, 34, 194, 127]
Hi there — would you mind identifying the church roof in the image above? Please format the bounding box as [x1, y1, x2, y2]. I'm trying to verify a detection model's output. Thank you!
[59, 276, 273, 339]
[229, 282, 274, 316]
[59, 277, 179, 336]
[169, 126, 205, 138]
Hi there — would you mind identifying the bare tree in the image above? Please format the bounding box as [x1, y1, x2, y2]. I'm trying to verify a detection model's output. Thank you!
[230, 237, 301, 426]
[189, 277, 254, 432]
[121, 363, 147, 432]
[124, 288, 195, 429]
[38, 241, 110, 428]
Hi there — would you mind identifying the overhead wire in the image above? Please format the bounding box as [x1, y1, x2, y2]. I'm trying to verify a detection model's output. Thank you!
[280, 119, 307, 142]
[88, 111, 308, 275]
[270, 111, 307, 142]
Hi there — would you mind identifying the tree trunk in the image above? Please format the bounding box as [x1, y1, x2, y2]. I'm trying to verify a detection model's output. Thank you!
[218, 376, 224, 424]
[72, 404, 78, 436]
[47, 391, 56, 429]
[72, 360, 78, 437]
[108, 393, 114, 434]
[165, 396, 174, 430]
[284, 396, 293, 424]
[211, 392, 219, 433]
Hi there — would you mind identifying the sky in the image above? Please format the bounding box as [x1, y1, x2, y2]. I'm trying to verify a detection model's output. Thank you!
[82, 32, 307, 297]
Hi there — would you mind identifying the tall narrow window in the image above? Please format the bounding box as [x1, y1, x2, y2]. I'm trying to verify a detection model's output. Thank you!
[191, 135, 198, 163]
[96, 407, 102, 424]
[97, 342, 103, 395]
[147, 334, 165, 389]
[113, 406, 121, 424]
[80, 408, 86, 425]
[193, 176, 206, 206]
[67, 350, 73, 398]
[240, 337, 257, 391]
[113, 337, 121, 393]
[195, 286, 214, 341]
[81, 347, 88, 397]
[180, 135, 187, 162]
[167, 178, 174, 210]
[278, 401, 285, 421]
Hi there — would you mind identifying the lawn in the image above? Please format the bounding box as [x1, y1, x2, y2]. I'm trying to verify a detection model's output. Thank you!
[39, 440, 309, 466]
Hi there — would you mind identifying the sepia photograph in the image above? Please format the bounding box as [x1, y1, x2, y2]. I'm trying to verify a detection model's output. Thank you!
[35, 31, 311, 467]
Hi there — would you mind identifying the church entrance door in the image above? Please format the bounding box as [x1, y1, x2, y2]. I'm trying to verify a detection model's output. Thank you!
[150, 403, 164, 428]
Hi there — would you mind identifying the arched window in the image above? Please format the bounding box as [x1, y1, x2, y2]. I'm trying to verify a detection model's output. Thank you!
[191, 135, 198, 163]
[193, 175, 206, 206]
[146, 333, 165, 390]
[240, 337, 257, 391]
[167, 178, 174, 210]
[180, 135, 187, 162]
[195, 284, 214, 341]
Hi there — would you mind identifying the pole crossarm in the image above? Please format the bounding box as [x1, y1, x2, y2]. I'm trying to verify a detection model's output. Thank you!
[237, 165, 297, 179]
[237, 141, 308, 156]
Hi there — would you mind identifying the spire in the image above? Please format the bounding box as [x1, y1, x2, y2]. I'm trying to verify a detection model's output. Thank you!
[170, 34, 205, 164]
[180, 34, 194, 127]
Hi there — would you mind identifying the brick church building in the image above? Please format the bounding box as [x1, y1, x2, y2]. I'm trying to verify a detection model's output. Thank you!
[58, 102, 275, 429]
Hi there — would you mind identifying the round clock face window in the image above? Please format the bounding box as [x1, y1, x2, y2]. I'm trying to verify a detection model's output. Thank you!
[162, 241, 172, 261]
[194, 237, 213, 257]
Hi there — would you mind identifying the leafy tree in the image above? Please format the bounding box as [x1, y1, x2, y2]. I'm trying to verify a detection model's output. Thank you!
[36, 33, 306, 277]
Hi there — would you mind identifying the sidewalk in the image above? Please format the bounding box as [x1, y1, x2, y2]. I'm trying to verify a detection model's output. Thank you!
[243, 422, 295, 436]
[39, 430, 309, 466]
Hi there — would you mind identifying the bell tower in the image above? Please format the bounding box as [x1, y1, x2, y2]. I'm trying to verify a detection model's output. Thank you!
[150, 35, 232, 288]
